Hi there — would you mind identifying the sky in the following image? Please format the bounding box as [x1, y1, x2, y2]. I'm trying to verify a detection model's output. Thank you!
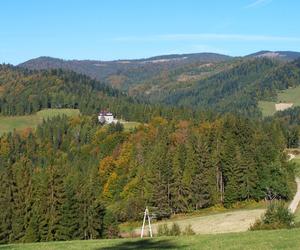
[1, 0, 300, 64]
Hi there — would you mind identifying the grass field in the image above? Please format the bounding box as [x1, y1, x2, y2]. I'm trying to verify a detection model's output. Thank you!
[258, 101, 277, 117]
[259, 86, 300, 117]
[120, 121, 141, 132]
[0, 109, 80, 135]
[2, 228, 300, 250]
[132, 209, 265, 236]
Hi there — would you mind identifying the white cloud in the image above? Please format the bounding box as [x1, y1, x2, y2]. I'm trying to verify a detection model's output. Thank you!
[244, 0, 272, 9]
[113, 33, 300, 43]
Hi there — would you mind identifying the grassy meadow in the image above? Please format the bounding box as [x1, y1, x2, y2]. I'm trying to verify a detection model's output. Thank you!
[258, 101, 276, 117]
[120, 121, 141, 131]
[1, 228, 300, 250]
[259, 85, 300, 117]
[0, 109, 80, 135]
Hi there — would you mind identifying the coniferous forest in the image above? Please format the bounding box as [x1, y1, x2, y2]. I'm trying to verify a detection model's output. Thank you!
[0, 60, 298, 244]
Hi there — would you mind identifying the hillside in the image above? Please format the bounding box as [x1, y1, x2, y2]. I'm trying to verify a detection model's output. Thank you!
[141, 57, 300, 117]
[19, 53, 231, 90]
[0, 112, 295, 244]
[18, 53, 300, 118]
[0, 65, 198, 123]
[247, 50, 300, 61]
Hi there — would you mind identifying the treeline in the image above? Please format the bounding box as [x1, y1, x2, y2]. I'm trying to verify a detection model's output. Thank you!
[0, 64, 209, 123]
[272, 107, 300, 148]
[100, 115, 294, 221]
[0, 114, 294, 243]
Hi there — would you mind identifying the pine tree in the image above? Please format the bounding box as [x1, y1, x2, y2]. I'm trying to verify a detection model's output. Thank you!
[56, 179, 80, 241]
[170, 144, 188, 213]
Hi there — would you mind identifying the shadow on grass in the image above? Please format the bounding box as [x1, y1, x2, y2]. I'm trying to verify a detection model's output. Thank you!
[99, 238, 185, 250]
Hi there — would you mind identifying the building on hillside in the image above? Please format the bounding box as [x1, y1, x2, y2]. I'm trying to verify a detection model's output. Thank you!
[98, 111, 118, 124]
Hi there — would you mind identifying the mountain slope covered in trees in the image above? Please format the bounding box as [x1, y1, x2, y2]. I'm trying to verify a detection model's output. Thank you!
[18, 53, 300, 118]
[0, 113, 294, 243]
[137, 58, 300, 116]
[19, 53, 231, 90]
[0, 56, 298, 244]
[0, 65, 202, 123]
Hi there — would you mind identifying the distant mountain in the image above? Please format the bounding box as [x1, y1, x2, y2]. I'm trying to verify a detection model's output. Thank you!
[17, 51, 300, 117]
[246, 50, 300, 61]
[18, 53, 232, 89]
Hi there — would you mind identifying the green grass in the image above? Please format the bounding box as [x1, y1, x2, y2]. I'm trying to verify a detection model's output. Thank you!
[277, 86, 300, 107]
[258, 101, 276, 117]
[259, 86, 300, 117]
[0, 109, 80, 135]
[120, 201, 266, 234]
[120, 121, 141, 132]
[2, 228, 300, 249]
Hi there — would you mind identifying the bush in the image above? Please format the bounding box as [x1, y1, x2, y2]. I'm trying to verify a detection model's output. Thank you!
[250, 201, 295, 230]
[157, 224, 170, 236]
[182, 224, 196, 235]
[170, 223, 181, 236]
[157, 223, 195, 236]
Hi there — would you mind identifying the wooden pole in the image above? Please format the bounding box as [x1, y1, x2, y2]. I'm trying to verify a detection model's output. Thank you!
[141, 208, 147, 238]
[147, 207, 153, 238]
[141, 207, 153, 238]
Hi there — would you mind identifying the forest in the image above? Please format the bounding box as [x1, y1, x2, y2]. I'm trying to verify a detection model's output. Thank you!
[0, 114, 295, 243]
[0, 65, 203, 123]
[0, 63, 298, 244]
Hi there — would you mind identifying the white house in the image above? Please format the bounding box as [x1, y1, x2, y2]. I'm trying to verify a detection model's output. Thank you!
[98, 111, 118, 124]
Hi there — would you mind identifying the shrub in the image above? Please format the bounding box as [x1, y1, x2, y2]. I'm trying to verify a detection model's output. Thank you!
[157, 224, 170, 236]
[250, 201, 295, 230]
[157, 223, 195, 236]
[182, 224, 196, 235]
[170, 223, 181, 236]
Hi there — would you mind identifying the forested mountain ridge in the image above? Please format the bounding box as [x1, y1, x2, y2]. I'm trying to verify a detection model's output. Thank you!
[139, 57, 300, 116]
[0, 64, 120, 115]
[18, 53, 300, 118]
[19, 53, 231, 90]
[0, 64, 206, 122]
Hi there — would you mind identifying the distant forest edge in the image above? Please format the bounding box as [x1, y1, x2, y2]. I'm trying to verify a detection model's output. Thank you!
[18, 51, 300, 117]
[0, 65, 202, 123]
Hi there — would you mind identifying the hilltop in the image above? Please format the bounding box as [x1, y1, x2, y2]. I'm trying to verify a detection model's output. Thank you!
[18, 53, 231, 87]
[18, 51, 300, 117]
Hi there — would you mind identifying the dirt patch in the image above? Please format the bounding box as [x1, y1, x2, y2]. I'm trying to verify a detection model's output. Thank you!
[275, 103, 293, 111]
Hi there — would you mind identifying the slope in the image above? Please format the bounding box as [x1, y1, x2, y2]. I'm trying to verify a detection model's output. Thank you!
[19, 53, 231, 90]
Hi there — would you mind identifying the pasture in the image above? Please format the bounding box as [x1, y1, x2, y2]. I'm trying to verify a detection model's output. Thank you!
[0, 109, 80, 135]
[259, 85, 300, 117]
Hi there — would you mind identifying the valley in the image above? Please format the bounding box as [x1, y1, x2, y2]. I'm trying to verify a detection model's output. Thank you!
[3, 1, 300, 249]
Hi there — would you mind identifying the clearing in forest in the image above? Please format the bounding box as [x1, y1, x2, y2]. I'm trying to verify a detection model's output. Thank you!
[0, 109, 80, 135]
[133, 209, 265, 236]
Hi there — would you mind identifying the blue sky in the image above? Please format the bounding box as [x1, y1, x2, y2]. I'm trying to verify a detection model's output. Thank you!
[1, 0, 300, 64]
